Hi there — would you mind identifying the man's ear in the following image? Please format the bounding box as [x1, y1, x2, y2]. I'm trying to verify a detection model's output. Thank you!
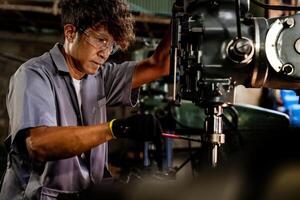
[63, 24, 77, 42]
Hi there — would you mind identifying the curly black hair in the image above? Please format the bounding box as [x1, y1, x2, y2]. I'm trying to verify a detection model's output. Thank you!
[58, 0, 135, 50]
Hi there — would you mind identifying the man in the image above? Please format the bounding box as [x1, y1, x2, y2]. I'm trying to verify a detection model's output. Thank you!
[0, 0, 170, 199]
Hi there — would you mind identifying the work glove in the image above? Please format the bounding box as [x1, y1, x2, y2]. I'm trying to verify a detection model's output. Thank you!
[110, 114, 163, 142]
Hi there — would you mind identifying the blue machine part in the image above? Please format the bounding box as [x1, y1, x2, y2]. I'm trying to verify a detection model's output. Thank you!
[288, 104, 300, 127]
[280, 90, 300, 127]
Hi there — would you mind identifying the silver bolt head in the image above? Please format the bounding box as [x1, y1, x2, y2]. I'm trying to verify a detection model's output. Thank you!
[294, 38, 300, 54]
[282, 64, 294, 75]
[284, 18, 295, 28]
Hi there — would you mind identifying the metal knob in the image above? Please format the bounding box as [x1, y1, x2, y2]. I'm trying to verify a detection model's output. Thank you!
[227, 37, 254, 64]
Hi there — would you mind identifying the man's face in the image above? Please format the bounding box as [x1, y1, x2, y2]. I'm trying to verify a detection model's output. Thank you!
[67, 25, 115, 75]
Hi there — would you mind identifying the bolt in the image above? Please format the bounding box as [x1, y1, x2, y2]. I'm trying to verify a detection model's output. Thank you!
[235, 39, 252, 54]
[282, 64, 294, 75]
[284, 18, 295, 28]
[294, 38, 300, 54]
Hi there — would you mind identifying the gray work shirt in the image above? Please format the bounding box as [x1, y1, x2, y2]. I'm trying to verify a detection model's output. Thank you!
[0, 43, 139, 200]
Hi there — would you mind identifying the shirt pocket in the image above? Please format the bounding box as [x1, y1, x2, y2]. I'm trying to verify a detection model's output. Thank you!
[40, 187, 79, 200]
[93, 97, 107, 124]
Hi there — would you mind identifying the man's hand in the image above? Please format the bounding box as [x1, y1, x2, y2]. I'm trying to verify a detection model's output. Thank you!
[110, 114, 163, 141]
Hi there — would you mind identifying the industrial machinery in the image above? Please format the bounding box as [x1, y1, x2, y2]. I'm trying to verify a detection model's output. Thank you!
[169, 0, 300, 167]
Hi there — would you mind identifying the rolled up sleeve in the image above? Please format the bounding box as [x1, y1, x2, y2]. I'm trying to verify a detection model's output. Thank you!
[6, 65, 57, 148]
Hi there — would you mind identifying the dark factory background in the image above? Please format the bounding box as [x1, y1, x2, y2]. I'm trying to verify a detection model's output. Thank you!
[1, 1, 300, 200]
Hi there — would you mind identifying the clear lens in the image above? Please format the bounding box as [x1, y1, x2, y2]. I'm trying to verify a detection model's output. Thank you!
[110, 44, 120, 55]
[80, 28, 119, 55]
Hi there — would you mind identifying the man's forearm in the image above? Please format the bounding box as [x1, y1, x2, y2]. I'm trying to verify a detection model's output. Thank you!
[152, 26, 171, 69]
[26, 124, 114, 162]
[132, 27, 171, 88]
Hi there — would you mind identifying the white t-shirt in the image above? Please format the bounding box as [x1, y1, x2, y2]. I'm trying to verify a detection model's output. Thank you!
[72, 77, 83, 123]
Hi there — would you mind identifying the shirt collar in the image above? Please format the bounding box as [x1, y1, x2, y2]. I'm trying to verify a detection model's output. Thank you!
[49, 43, 69, 73]
[49, 43, 101, 79]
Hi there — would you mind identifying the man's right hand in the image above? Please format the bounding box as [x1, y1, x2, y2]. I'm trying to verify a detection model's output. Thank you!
[110, 114, 163, 142]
